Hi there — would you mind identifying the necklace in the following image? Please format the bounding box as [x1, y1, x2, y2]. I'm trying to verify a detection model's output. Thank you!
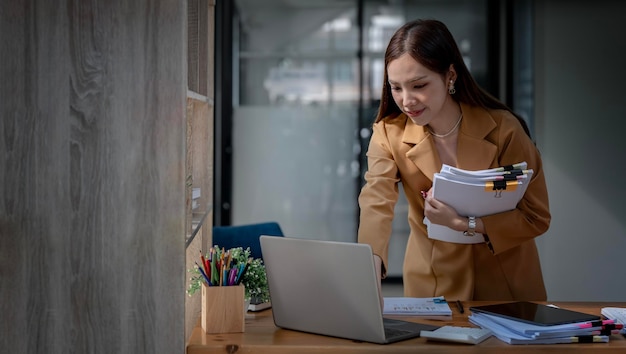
[428, 113, 463, 138]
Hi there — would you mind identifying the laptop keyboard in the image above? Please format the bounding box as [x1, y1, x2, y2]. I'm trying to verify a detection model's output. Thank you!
[384, 326, 413, 338]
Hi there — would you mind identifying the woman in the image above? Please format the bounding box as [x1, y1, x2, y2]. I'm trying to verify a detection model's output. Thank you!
[358, 19, 550, 301]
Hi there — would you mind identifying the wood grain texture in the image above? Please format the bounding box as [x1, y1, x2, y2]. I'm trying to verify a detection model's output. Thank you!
[1, 0, 187, 353]
[185, 220, 204, 341]
[201, 285, 245, 334]
[187, 98, 213, 220]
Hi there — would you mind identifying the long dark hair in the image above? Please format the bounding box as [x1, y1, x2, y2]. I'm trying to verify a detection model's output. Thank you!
[375, 19, 531, 138]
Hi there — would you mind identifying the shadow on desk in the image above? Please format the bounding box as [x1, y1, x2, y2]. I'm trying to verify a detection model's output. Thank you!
[187, 302, 626, 353]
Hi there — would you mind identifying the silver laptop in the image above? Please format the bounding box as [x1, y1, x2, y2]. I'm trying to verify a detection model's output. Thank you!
[259, 235, 439, 344]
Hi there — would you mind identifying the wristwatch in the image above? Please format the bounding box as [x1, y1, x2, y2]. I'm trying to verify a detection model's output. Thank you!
[464, 216, 476, 236]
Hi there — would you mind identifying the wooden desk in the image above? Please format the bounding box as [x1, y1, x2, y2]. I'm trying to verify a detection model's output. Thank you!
[186, 302, 626, 353]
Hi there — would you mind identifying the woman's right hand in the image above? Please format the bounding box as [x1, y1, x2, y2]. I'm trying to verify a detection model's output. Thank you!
[424, 191, 467, 232]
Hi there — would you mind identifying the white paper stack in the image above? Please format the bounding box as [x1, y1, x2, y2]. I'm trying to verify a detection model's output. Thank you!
[601, 307, 626, 334]
[424, 162, 532, 244]
[469, 311, 613, 344]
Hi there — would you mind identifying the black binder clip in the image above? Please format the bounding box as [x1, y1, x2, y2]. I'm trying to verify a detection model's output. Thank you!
[502, 164, 515, 171]
[492, 180, 508, 198]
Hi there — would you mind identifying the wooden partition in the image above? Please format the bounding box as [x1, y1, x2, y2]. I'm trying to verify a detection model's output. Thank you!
[184, 0, 216, 342]
[0, 0, 199, 352]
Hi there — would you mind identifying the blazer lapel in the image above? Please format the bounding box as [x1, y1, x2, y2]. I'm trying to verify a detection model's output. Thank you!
[402, 103, 499, 181]
[456, 103, 498, 170]
[403, 116, 440, 182]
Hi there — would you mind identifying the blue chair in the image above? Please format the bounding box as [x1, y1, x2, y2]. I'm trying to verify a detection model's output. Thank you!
[212, 221, 284, 260]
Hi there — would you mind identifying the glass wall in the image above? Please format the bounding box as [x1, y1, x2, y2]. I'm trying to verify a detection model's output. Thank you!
[227, 0, 524, 277]
[232, 2, 360, 243]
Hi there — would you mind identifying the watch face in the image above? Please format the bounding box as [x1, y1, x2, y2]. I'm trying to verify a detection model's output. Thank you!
[465, 217, 476, 236]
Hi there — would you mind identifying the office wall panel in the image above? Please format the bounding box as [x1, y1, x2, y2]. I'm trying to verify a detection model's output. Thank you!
[534, 0, 626, 301]
[0, 0, 186, 353]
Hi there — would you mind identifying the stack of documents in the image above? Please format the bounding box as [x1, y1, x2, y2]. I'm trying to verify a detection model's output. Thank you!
[469, 308, 622, 344]
[424, 162, 532, 244]
[601, 307, 626, 334]
[383, 296, 453, 319]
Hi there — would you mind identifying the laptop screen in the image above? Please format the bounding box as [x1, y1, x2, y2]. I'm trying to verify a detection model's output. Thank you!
[260, 235, 388, 342]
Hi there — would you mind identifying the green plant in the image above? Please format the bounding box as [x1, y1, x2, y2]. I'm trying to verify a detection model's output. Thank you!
[187, 246, 270, 303]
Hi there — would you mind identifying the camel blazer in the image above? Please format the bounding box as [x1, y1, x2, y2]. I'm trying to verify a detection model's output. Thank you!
[358, 103, 550, 301]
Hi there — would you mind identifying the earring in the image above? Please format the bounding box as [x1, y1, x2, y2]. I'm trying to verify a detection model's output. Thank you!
[448, 80, 456, 95]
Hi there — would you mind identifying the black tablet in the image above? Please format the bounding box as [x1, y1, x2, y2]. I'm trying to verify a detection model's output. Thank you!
[469, 301, 601, 326]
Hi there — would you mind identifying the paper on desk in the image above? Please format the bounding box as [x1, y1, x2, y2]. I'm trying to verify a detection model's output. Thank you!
[601, 307, 626, 334]
[469, 312, 606, 344]
[383, 296, 452, 316]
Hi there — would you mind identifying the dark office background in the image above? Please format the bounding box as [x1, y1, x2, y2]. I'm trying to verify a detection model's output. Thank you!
[2, 1, 625, 353]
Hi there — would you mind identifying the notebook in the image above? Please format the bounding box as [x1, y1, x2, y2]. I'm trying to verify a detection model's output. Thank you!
[259, 235, 439, 344]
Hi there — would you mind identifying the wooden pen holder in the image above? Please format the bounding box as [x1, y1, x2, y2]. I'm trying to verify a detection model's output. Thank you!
[201, 284, 246, 334]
